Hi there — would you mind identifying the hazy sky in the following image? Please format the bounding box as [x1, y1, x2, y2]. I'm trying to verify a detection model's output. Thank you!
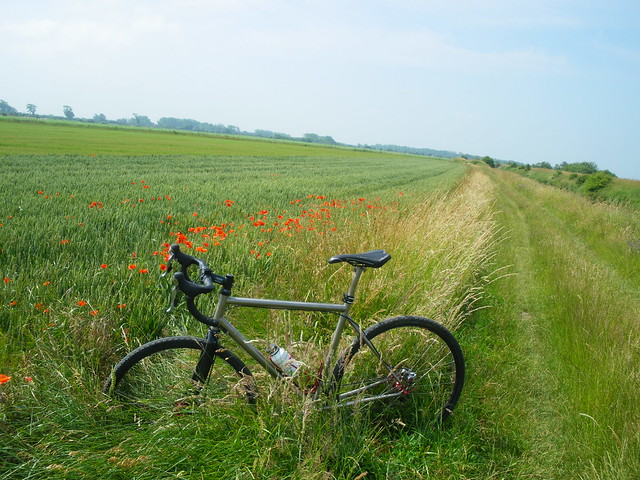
[2, 0, 639, 179]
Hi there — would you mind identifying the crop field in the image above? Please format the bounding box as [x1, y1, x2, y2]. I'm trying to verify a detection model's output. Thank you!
[0, 117, 391, 157]
[1, 118, 639, 479]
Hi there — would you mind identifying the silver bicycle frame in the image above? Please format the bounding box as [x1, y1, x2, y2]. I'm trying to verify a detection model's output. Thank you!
[210, 266, 366, 386]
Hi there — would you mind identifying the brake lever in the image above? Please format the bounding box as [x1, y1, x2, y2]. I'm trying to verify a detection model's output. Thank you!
[161, 257, 175, 278]
[165, 283, 180, 313]
[162, 258, 180, 313]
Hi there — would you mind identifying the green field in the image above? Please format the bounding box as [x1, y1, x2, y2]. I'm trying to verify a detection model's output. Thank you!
[1, 119, 639, 479]
[0, 116, 390, 157]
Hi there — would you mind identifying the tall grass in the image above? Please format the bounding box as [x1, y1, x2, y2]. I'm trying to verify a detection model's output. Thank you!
[1, 150, 500, 478]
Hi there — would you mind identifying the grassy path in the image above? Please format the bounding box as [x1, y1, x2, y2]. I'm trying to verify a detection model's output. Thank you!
[465, 168, 640, 478]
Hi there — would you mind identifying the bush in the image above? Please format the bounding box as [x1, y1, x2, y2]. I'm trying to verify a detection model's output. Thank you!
[582, 171, 613, 193]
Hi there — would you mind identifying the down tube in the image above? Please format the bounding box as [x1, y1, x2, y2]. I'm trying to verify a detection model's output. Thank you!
[216, 316, 281, 379]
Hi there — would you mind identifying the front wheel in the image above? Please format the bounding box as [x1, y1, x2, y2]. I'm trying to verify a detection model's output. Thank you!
[332, 316, 465, 425]
[103, 336, 256, 414]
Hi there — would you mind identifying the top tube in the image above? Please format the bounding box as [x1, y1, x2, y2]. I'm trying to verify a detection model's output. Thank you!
[226, 296, 347, 313]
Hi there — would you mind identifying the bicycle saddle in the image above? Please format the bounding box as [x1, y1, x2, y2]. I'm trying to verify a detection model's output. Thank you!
[328, 250, 391, 268]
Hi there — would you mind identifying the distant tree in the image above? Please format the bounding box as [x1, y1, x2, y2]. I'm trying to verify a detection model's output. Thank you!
[273, 132, 293, 140]
[63, 105, 75, 120]
[254, 129, 275, 138]
[555, 161, 598, 174]
[157, 117, 192, 130]
[131, 113, 153, 127]
[302, 133, 337, 145]
[253, 129, 293, 140]
[482, 156, 496, 168]
[93, 113, 107, 123]
[0, 99, 18, 115]
[582, 171, 613, 193]
[533, 161, 552, 169]
[26, 104, 37, 115]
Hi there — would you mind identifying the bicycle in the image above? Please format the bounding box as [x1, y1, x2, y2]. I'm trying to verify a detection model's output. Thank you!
[103, 244, 465, 424]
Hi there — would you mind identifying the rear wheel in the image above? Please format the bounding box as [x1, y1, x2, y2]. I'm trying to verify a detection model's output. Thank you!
[104, 336, 256, 414]
[332, 316, 464, 425]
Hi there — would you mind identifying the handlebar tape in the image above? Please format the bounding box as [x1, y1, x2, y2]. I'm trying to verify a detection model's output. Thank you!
[173, 271, 215, 297]
[169, 244, 231, 297]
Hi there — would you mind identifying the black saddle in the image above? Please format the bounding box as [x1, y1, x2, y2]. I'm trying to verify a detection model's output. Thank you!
[328, 250, 391, 268]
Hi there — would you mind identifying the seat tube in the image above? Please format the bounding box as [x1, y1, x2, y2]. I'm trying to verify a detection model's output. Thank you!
[330, 266, 365, 348]
[319, 266, 366, 388]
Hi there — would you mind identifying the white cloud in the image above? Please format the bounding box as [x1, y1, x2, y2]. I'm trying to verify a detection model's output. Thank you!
[0, 4, 180, 57]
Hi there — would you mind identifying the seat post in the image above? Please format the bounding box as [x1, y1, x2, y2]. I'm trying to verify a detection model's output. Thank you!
[343, 266, 366, 313]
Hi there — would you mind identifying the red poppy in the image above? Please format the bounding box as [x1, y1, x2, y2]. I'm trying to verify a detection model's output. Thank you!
[128, 264, 137, 270]
[77, 300, 87, 307]
[0, 374, 10, 384]
[101, 264, 108, 269]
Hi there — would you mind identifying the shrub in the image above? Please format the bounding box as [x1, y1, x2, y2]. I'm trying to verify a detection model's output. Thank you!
[582, 171, 613, 193]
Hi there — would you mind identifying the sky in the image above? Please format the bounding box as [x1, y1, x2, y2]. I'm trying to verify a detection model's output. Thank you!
[1, 0, 639, 179]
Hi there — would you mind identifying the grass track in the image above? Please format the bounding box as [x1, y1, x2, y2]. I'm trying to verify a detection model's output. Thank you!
[462, 167, 640, 478]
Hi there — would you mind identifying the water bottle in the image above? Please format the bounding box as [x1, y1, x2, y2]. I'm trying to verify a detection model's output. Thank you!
[267, 344, 300, 376]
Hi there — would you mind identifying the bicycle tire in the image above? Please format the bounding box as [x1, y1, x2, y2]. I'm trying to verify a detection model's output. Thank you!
[332, 316, 465, 425]
[103, 336, 256, 413]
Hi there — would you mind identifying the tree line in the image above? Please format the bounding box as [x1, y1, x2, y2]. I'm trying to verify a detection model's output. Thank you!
[505, 159, 616, 178]
[502, 159, 619, 196]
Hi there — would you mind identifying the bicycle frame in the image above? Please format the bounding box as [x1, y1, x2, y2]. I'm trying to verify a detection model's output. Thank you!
[206, 266, 367, 393]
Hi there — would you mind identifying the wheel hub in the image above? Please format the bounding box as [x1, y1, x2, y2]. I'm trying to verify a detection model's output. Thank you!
[390, 368, 417, 394]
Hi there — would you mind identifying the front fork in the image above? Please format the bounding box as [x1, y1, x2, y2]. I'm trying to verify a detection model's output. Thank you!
[192, 328, 220, 383]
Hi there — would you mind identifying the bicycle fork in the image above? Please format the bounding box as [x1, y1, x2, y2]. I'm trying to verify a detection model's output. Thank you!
[192, 328, 220, 384]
